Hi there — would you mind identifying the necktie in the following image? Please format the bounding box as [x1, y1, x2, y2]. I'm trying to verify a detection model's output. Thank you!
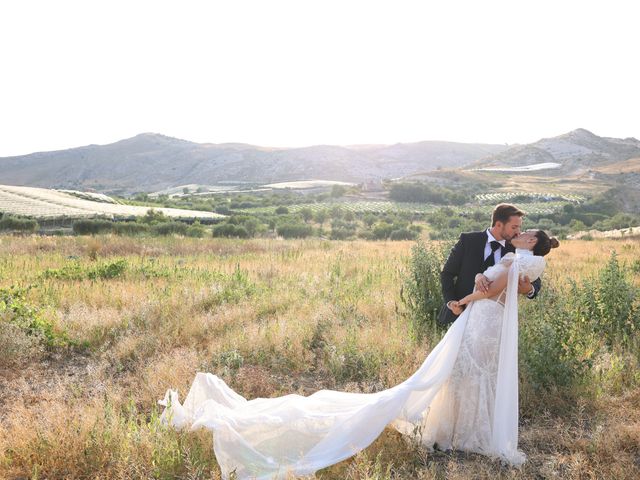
[482, 240, 502, 271]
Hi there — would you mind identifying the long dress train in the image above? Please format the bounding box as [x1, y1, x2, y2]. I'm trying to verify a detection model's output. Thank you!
[159, 253, 544, 479]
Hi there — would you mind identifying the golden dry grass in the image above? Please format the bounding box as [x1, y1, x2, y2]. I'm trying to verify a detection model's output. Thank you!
[0, 235, 639, 479]
[592, 158, 640, 174]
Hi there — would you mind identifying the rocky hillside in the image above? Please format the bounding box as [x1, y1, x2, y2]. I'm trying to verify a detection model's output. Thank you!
[0, 134, 506, 194]
[2, 129, 638, 195]
[475, 129, 640, 173]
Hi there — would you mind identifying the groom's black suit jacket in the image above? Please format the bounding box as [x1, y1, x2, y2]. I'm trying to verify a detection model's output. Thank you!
[437, 230, 542, 325]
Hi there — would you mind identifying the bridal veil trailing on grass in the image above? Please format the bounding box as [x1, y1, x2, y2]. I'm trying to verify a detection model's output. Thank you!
[160, 255, 532, 479]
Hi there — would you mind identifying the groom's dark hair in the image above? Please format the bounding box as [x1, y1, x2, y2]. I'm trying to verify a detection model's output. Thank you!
[491, 203, 525, 226]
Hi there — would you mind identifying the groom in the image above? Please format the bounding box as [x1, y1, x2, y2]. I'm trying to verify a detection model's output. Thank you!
[437, 203, 541, 325]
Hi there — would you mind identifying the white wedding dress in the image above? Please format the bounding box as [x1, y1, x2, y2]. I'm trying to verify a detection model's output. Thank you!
[160, 252, 545, 479]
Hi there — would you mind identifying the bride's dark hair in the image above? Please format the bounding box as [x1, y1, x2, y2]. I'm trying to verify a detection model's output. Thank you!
[533, 230, 560, 256]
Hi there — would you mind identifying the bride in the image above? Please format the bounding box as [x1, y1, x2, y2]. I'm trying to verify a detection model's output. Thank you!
[160, 230, 559, 479]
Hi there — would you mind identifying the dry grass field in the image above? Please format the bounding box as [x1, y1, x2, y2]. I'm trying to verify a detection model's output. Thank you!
[0, 235, 639, 479]
[593, 158, 640, 174]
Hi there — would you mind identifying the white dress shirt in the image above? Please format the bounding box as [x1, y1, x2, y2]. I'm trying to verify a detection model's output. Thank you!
[484, 229, 506, 264]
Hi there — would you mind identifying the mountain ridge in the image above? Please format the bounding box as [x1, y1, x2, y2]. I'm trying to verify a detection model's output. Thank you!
[0, 134, 508, 194]
[0, 130, 638, 194]
[475, 128, 640, 171]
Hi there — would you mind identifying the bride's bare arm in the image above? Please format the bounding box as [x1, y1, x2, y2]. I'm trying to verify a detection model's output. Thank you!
[458, 270, 509, 306]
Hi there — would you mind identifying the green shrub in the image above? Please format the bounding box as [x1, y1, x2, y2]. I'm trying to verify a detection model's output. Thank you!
[330, 219, 356, 240]
[520, 251, 639, 398]
[300, 207, 314, 222]
[330, 227, 355, 240]
[215, 205, 231, 215]
[186, 222, 207, 238]
[314, 210, 328, 225]
[140, 209, 168, 224]
[330, 206, 343, 220]
[41, 263, 85, 280]
[401, 241, 449, 338]
[151, 222, 188, 236]
[0, 285, 68, 347]
[212, 223, 249, 238]
[211, 349, 245, 374]
[42, 259, 128, 281]
[226, 216, 260, 237]
[73, 219, 114, 235]
[363, 214, 377, 228]
[520, 282, 592, 393]
[91, 259, 128, 279]
[0, 215, 39, 232]
[389, 228, 418, 241]
[372, 222, 395, 240]
[276, 223, 313, 239]
[389, 182, 469, 205]
[571, 252, 639, 347]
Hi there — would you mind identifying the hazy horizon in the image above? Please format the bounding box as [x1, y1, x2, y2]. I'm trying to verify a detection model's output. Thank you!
[1, 127, 634, 158]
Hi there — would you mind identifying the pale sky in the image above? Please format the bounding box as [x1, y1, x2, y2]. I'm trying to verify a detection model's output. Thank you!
[1, 0, 638, 156]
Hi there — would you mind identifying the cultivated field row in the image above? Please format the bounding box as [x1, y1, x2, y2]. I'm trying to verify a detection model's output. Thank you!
[0, 185, 225, 221]
[238, 200, 571, 216]
[474, 191, 585, 203]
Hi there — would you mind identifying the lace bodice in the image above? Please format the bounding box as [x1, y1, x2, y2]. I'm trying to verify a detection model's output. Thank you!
[483, 252, 545, 282]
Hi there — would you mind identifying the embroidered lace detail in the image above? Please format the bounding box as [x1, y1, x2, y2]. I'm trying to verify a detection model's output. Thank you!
[419, 253, 543, 457]
[420, 298, 503, 455]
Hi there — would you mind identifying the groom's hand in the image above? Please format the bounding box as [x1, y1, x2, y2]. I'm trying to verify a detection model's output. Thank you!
[518, 275, 534, 295]
[447, 301, 463, 316]
[475, 274, 491, 293]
